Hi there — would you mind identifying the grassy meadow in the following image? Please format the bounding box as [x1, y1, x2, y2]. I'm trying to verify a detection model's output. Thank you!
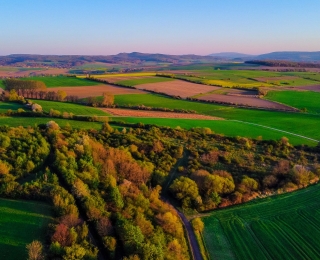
[115, 94, 320, 141]
[265, 90, 320, 114]
[202, 183, 320, 260]
[0, 102, 25, 113]
[32, 100, 109, 116]
[112, 117, 317, 146]
[0, 199, 53, 260]
[21, 76, 101, 88]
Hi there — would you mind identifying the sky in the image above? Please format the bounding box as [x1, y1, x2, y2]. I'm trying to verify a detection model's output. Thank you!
[1, 0, 320, 56]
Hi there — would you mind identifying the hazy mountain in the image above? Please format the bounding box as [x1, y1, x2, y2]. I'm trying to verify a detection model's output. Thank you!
[256, 51, 320, 62]
[209, 52, 256, 59]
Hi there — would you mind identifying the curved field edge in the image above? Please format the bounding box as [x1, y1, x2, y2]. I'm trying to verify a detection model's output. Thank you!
[111, 117, 317, 146]
[201, 183, 320, 260]
[0, 198, 53, 260]
[264, 90, 320, 114]
[20, 76, 101, 88]
[114, 93, 320, 143]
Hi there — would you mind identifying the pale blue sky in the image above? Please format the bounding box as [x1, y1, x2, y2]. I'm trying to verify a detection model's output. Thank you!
[1, 0, 319, 55]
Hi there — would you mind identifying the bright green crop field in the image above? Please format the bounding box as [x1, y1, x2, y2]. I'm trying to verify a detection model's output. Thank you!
[115, 94, 320, 141]
[265, 90, 320, 114]
[32, 100, 109, 116]
[112, 117, 317, 146]
[21, 76, 101, 88]
[0, 102, 25, 113]
[0, 199, 53, 260]
[202, 183, 320, 260]
[116, 77, 174, 86]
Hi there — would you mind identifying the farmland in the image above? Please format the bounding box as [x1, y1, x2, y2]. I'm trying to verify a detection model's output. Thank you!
[116, 76, 174, 86]
[163, 70, 320, 88]
[0, 199, 53, 260]
[103, 108, 221, 120]
[49, 84, 145, 98]
[135, 80, 220, 98]
[31, 100, 109, 116]
[112, 117, 317, 146]
[115, 94, 320, 141]
[20, 76, 101, 87]
[265, 90, 320, 114]
[197, 93, 295, 110]
[0, 102, 25, 113]
[202, 183, 320, 260]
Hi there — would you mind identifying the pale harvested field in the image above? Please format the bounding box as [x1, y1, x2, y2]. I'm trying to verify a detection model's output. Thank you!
[136, 80, 220, 98]
[50, 85, 145, 98]
[100, 108, 223, 120]
[198, 94, 296, 110]
[295, 85, 320, 92]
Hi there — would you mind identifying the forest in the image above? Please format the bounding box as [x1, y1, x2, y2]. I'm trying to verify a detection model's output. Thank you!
[0, 119, 319, 259]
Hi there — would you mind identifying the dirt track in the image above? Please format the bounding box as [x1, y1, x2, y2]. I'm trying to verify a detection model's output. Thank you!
[136, 79, 220, 98]
[100, 108, 223, 120]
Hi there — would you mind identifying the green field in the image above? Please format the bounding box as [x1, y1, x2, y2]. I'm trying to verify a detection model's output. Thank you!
[116, 76, 174, 86]
[32, 100, 109, 116]
[0, 199, 53, 260]
[265, 90, 320, 114]
[0, 102, 25, 113]
[21, 76, 101, 88]
[112, 117, 317, 146]
[0, 116, 104, 129]
[115, 94, 320, 141]
[0, 81, 5, 89]
[202, 183, 320, 260]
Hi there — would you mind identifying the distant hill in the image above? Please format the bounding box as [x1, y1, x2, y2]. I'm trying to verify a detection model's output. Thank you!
[0, 52, 221, 68]
[256, 51, 320, 62]
[209, 52, 256, 59]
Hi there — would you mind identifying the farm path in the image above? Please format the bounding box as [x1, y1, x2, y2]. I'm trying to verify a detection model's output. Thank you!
[178, 212, 204, 260]
[161, 151, 203, 260]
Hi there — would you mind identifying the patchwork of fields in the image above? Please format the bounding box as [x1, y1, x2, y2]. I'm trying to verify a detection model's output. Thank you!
[0, 199, 53, 260]
[202, 183, 320, 260]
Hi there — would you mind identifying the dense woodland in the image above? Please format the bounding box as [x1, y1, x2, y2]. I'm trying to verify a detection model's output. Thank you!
[0, 120, 319, 259]
[245, 60, 320, 68]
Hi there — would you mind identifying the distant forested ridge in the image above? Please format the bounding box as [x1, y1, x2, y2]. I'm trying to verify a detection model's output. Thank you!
[246, 60, 320, 68]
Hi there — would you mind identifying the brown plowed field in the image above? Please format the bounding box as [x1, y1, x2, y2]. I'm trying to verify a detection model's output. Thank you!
[295, 85, 320, 92]
[136, 80, 220, 98]
[100, 108, 223, 120]
[198, 94, 296, 110]
[50, 85, 145, 98]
